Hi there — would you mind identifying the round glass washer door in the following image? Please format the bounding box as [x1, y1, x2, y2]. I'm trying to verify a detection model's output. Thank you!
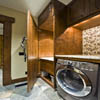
[56, 68, 92, 97]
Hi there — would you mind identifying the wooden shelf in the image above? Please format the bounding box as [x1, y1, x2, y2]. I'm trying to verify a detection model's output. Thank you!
[40, 60, 54, 76]
[40, 75, 54, 88]
[55, 55, 100, 64]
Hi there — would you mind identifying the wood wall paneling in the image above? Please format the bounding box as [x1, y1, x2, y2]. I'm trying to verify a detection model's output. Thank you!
[55, 27, 82, 55]
[39, 30, 54, 79]
[39, 30, 54, 57]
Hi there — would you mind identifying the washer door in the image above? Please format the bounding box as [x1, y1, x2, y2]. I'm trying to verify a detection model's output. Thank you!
[56, 67, 92, 97]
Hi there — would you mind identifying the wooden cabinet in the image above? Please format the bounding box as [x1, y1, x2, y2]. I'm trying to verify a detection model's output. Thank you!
[38, 3, 53, 32]
[67, 0, 100, 27]
[69, 0, 85, 24]
[67, 0, 87, 26]
[40, 60, 54, 76]
[38, 0, 67, 88]
[89, 0, 98, 14]
[89, 0, 100, 14]
[95, 0, 100, 9]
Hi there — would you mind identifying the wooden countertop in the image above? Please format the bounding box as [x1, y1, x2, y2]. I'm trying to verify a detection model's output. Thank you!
[40, 57, 54, 61]
[55, 55, 100, 64]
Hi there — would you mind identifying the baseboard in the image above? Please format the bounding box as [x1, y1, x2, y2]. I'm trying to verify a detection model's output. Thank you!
[12, 77, 27, 84]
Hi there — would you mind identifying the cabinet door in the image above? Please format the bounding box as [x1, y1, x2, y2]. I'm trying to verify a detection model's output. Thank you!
[27, 11, 39, 92]
[69, 0, 85, 24]
[95, 0, 100, 9]
[89, 0, 98, 14]
[89, 0, 100, 14]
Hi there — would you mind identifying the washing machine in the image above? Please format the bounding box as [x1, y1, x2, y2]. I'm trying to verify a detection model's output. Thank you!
[56, 59, 99, 100]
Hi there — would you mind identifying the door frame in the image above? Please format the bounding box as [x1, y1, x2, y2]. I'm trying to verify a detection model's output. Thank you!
[0, 14, 15, 85]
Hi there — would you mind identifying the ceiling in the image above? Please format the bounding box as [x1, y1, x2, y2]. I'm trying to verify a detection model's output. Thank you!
[0, 0, 72, 17]
[0, 0, 50, 17]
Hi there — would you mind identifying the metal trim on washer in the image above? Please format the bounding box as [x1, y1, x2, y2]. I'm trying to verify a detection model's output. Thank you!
[56, 68, 92, 97]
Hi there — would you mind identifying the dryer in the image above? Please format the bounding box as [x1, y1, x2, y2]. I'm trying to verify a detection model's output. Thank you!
[56, 59, 99, 100]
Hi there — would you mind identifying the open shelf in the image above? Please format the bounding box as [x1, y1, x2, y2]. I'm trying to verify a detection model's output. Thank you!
[40, 75, 54, 88]
[73, 14, 100, 30]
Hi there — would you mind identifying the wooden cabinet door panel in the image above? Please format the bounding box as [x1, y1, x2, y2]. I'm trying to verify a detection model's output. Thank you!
[89, 0, 100, 14]
[27, 11, 39, 92]
[69, 0, 85, 23]
[89, 0, 99, 14]
[95, 0, 100, 9]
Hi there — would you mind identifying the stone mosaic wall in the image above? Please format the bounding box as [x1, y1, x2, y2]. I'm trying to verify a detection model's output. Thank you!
[83, 26, 100, 55]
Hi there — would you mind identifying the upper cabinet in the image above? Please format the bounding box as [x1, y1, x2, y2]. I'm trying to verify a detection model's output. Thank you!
[95, 0, 100, 9]
[67, 0, 100, 27]
[89, 0, 98, 14]
[67, 0, 86, 25]
[89, 0, 100, 14]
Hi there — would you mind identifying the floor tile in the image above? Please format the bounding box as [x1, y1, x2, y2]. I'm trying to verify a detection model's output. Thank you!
[0, 69, 62, 100]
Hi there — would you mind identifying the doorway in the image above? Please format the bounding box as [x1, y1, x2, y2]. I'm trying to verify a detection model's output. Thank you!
[0, 14, 15, 85]
[0, 23, 3, 85]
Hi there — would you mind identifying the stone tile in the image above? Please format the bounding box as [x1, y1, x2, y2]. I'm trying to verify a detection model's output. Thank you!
[13, 85, 30, 97]
[5, 85, 15, 91]
[0, 78, 63, 100]
[11, 94, 26, 100]
[43, 88, 63, 100]
[0, 98, 10, 100]
[0, 86, 7, 92]
[0, 90, 13, 99]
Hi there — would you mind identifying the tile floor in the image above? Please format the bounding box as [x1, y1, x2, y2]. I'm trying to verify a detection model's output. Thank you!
[0, 69, 63, 100]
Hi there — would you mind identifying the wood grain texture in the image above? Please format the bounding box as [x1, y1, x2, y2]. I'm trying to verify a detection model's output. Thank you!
[0, 15, 15, 85]
[55, 56, 100, 64]
[27, 11, 39, 92]
[39, 30, 54, 57]
[73, 14, 100, 30]
[0, 35, 3, 67]
[40, 60, 54, 76]
[53, 0, 67, 38]
[38, 2, 53, 32]
[3, 22, 12, 85]
[55, 27, 82, 55]
[39, 11, 53, 32]
[0, 14, 15, 23]
[12, 77, 27, 84]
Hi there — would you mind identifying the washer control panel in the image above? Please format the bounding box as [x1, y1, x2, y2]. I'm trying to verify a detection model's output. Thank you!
[57, 59, 99, 72]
